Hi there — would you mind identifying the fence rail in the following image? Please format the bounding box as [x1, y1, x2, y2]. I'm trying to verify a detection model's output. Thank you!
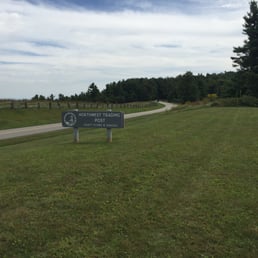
[0, 100, 158, 110]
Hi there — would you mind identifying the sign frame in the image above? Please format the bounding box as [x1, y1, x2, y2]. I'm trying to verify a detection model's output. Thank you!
[62, 110, 124, 129]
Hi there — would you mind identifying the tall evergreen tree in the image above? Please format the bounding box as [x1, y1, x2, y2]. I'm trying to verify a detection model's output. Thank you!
[231, 1, 258, 96]
[86, 83, 101, 102]
[231, 1, 258, 73]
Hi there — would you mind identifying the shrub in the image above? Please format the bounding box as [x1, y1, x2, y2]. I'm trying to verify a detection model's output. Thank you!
[218, 98, 240, 107]
[211, 96, 258, 107]
[240, 95, 258, 107]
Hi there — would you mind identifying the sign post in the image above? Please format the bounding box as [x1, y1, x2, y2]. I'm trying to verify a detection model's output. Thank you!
[73, 109, 79, 143]
[62, 110, 124, 143]
[106, 109, 112, 143]
[106, 128, 112, 143]
[73, 127, 79, 143]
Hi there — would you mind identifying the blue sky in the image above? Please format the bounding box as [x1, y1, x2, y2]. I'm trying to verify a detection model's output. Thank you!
[20, 0, 247, 13]
[0, 0, 250, 99]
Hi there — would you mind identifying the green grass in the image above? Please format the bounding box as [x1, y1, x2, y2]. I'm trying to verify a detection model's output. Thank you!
[0, 102, 163, 130]
[0, 109, 62, 130]
[0, 107, 258, 257]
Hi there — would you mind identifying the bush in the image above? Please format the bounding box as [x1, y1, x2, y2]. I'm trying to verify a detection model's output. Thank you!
[211, 96, 258, 107]
[240, 95, 258, 107]
[218, 98, 241, 107]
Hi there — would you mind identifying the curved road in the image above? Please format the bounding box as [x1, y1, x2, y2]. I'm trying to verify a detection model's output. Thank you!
[0, 102, 177, 140]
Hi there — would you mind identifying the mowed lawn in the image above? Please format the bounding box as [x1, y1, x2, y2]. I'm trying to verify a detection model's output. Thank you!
[0, 107, 257, 257]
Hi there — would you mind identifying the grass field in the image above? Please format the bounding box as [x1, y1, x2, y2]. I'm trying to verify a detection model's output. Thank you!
[0, 101, 162, 130]
[0, 106, 258, 257]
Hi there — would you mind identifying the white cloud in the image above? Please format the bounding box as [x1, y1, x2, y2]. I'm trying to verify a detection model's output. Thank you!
[0, 0, 249, 98]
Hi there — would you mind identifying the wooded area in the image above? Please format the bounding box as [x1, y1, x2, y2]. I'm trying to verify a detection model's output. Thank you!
[29, 70, 257, 104]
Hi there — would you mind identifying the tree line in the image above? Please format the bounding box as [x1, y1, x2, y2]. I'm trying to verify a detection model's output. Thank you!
[31, 71, 248, 104]
[32, 1, 258, 104]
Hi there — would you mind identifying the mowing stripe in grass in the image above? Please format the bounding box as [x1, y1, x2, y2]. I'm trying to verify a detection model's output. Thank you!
[0, 107, 257, 257]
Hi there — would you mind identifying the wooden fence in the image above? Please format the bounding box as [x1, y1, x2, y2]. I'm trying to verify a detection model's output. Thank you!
[0, 100, 158, 110]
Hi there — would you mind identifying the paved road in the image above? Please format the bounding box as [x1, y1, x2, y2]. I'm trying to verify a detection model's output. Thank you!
[0, 102, 177, 140]
[125, 101, 176, 119]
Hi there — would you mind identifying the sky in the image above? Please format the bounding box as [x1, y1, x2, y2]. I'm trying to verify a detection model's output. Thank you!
[0, 0, 250, 99]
